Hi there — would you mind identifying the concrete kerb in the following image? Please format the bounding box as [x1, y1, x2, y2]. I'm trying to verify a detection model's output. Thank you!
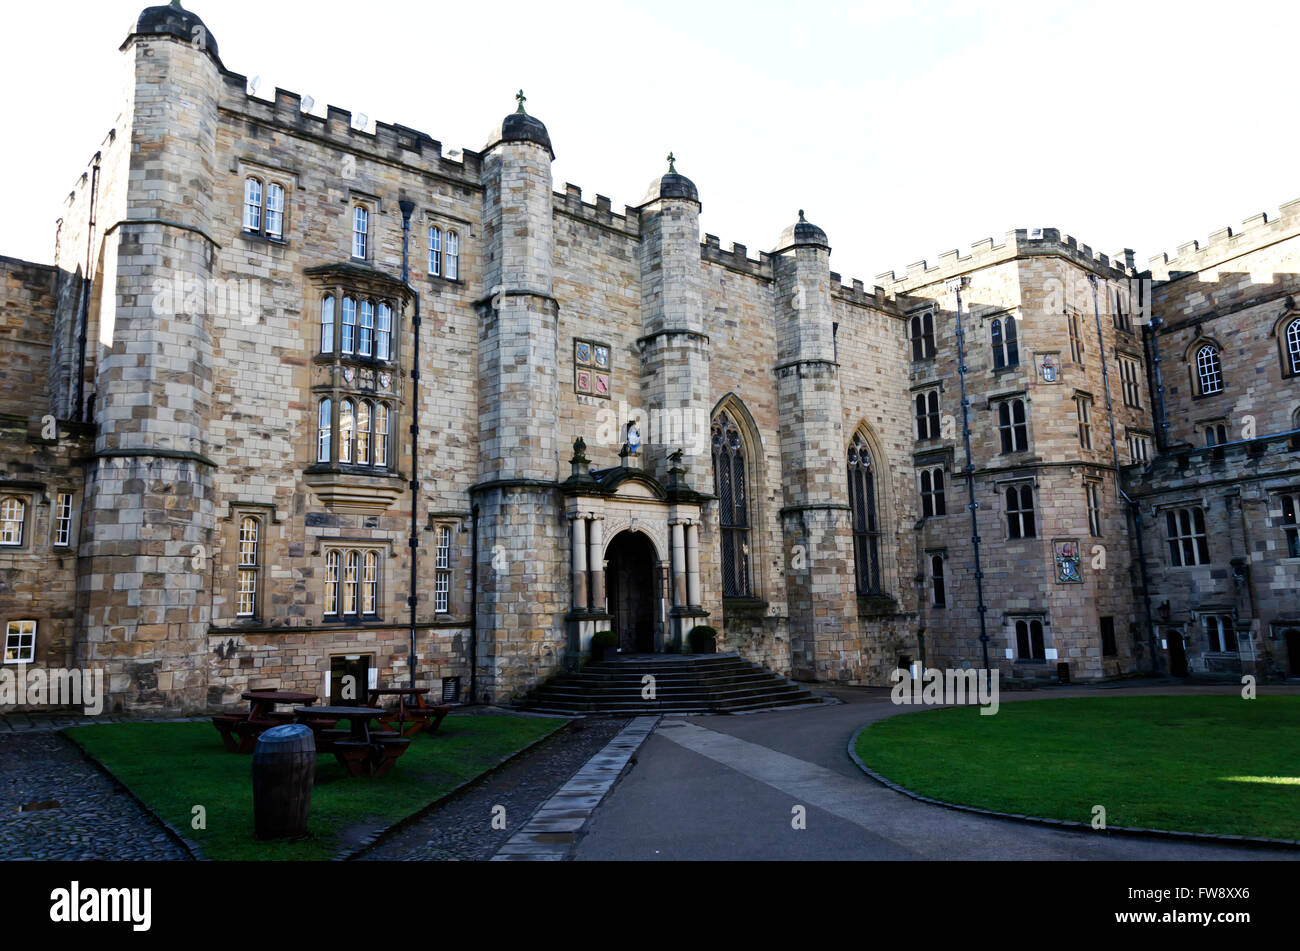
[846, 721, 1300, 853]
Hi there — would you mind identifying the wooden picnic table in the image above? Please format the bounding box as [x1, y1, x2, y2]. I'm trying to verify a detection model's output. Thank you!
[368, 687, 452, 737]
[243, 690, 318, 721]
[213, 691, 320, 754]
[294, 705, 410, 777]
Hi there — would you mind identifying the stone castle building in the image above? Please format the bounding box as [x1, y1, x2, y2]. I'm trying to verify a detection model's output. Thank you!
[1, 3, 1297, 713]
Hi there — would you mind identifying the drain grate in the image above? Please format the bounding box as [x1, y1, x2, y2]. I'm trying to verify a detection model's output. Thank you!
[17, 800, 60, 813]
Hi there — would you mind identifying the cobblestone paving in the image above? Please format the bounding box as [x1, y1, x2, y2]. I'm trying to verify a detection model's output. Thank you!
[0, 731, 190, 861]
[357, 716, 629, 861]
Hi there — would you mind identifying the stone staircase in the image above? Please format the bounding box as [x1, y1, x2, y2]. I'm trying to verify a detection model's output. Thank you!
[512, 653, 829, 716]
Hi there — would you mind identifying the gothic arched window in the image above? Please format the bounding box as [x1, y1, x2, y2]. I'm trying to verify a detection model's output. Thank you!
[1196, 344, 1223, 395]
[1284, 318, 1300, 377]
[712, 412, 751, 598]
[848, 432, 882, 595]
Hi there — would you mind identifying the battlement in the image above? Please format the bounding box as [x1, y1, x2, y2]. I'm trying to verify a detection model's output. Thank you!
[1148, 197, 1300, 281]
[216, 71, 482, 182]
[879, 228, 1137, 295]
[554, 183, 641, 238]
[700, 234, 772, 278]
[830, 273, 897, 312]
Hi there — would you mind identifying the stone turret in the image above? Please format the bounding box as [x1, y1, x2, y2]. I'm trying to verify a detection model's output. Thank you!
[474, 92, 566, 702]
[636, 155, 710, 490]
[771, 211, 857, 682]
[77, 2, 222, 711]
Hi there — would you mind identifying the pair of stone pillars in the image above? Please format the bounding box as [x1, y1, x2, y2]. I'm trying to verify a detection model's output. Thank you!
[569, 514, 606, 613]
[669, 519, 702, 612]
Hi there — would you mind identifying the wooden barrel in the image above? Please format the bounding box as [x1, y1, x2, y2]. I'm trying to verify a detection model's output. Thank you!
[252, 724, 316, 840]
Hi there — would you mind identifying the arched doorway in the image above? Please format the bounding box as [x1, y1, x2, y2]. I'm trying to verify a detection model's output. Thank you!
[1286, 629, 1300, 677]
[605, 531, 660, 654]
[1166, 629, 1188, 677]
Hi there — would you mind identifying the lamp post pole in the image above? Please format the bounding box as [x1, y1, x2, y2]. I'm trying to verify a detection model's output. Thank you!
[950, 276, 992, 684]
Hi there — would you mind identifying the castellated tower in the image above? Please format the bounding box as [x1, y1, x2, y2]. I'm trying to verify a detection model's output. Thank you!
[76, 3, 221, 712]
[772, 214, 859, 682]
[475, 100, 567, 701]
[635, 162, 711, 490]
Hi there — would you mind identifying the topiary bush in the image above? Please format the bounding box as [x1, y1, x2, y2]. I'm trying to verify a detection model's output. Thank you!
[590, 630, 618, 661]
[688, 625, 718, 654]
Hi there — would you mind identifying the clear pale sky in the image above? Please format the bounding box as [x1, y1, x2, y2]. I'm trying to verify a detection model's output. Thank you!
[2, 0, 1297, 283]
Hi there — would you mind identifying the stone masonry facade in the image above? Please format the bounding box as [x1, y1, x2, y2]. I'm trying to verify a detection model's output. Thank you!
[0, 3, 1297, 714]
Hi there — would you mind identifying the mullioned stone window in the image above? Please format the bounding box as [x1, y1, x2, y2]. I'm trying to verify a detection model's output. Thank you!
[1012, 616, 1047, 662]
[914, 390, 940, 441]
[909, 308, 936, 361]
[323, 548, 383, 621]
[996, 398, 1029, 454]
[1164, 505, 1210, 567]
[990, 315, 1019, 370]
[243, 177, 286, 240]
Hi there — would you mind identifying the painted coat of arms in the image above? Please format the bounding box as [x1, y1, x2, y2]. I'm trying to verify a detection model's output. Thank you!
[1054, 541, 1082, 583]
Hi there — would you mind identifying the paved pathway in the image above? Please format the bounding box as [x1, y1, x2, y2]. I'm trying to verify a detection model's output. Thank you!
[358, 717, 628, 861]
[492, 717, 658, 861]
[0, 731, 189, 861]
[574, 683, 1300, 861]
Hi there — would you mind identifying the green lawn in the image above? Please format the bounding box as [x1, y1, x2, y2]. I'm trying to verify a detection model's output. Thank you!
[67, 714, 564, 861]
[854, 695, 1300, 841]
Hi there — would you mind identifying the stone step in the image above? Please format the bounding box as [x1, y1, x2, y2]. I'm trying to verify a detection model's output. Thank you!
[514, 654, 821, 716]
[543, 672, 781, 691]
[529, 682, 809, 702]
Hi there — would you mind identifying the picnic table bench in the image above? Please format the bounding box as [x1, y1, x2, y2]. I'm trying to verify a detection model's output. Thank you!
[212, 691, 320, 754]
[367, 687, 452, 738]
[294, 706, 411, 777]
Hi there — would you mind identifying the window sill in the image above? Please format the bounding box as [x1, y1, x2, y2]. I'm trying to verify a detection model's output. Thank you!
[239, 231, 289, 247]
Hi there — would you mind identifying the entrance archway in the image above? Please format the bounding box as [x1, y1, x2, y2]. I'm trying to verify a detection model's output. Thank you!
[605, 531, 660, 653]
[1286, 629, 1300, 677]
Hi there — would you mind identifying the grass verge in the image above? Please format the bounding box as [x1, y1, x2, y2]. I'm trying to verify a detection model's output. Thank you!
[854, 695, 1300, 840]
[68, 714, 564, 860]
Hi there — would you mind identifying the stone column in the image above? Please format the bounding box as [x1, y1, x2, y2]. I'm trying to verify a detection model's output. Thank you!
[671, 521, 687, 607]
[587, 516, 605, 613]
[571, 515, 588, 612]
[686, 521, 702, 608]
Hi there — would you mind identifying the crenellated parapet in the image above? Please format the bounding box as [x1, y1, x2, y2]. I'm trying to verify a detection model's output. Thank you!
[555, 183, 641, 238]
[1148, 198, 1300, 281]
[215, 74, 483, 185]
[880, 228, 1137, 295]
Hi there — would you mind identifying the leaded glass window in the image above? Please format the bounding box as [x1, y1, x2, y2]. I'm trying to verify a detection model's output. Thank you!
[712, 412, 751, 598]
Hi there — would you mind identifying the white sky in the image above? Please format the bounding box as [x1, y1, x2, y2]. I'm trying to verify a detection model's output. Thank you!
[3, 0, 1298, 282]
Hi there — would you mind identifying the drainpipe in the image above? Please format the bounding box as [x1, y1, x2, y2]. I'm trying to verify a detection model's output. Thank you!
[75, 154, 101, 422]
[470, 503, 480, 705]
[1089, 276, 1124, 496]
[1145, 312, 1170, 452]
[949, 276, 991, 683]
[1092, 276, 1161, 673]
[400, 200, 421, 689]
